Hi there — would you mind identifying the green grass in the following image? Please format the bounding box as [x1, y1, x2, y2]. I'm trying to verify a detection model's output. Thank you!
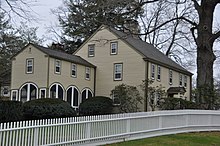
[107, 132, 220, 146]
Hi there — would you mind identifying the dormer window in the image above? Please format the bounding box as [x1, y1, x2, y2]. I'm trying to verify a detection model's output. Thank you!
[26, 58, 33, 74]
[110, 42, 118, 55]
[88, 44, 95, 57]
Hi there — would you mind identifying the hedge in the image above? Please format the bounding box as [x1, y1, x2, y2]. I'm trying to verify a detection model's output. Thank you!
[79, 96, 113, 116]
[0, 100, 23, 123]
[23, 98, 76, 120]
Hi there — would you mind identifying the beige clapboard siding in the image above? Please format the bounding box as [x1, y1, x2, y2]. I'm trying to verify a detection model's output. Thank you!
[11, 44, 95, 97]
[48, 58, 94, 95]
[148, 62, 191, 99]
[11, 45, 48, 89]
[75, 27, 146, 108]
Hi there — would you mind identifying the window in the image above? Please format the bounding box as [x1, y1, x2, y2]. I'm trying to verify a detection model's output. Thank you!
[179, 74, 183, 86]
[85, 67, 90, 80]
[184, 75, 187, 87]
[71, 64, 77, 77]
[40, 88, 46, 98]
[11, 90, 18, 101]
[26, 59, 33, 74]
[67, 86, 79, 110]
[81, 88, 93, 103]
[157, 66, 161, 81]
[169, 70, 173, 85]
[114, 63, 123, 81]
[112, 91, 120, 105]
[55, 59, 61, 74]
[3, 87, 9, 95]
[49, 83, 64, 99]
[151, 64, 155, 79]
[110, 42, 118, 55]
[88, 44, 95, 57]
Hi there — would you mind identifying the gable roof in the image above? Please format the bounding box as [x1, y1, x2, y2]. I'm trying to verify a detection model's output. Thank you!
[108, 26, 192, 75]
[13, 43, 95, 68]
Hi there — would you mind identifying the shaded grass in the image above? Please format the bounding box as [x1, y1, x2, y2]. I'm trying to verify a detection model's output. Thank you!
[107, 132, 220, 146]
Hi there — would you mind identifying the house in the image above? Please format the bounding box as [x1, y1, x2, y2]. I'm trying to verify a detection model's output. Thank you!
[74, 25, 193, 111]
[10, 25, 193, 111]
[10, 44, 95, 109]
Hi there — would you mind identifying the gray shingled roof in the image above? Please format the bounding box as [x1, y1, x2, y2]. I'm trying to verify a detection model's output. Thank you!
[31, 43, 95, 67]
[109, 27, 192, 75]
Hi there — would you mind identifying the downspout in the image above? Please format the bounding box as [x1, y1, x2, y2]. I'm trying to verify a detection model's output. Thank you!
[93, 67, 97, 97]
[145, 60, 149, 112]
[46, 55, 50, 98]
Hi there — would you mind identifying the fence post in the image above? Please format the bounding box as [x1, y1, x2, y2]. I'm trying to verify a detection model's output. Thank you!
[86, 116, 91, 139]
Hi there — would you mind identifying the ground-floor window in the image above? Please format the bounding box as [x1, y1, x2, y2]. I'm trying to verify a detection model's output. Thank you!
[19, 83, 38, 102]
[49, 83, 64, 100]
[81, 88, 93, 103]
[11, 90, 18, 101]
[67, 86, 80, 109]
[39, 88, 46, 98]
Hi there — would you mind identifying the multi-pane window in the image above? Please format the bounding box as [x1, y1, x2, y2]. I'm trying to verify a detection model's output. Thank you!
[11, 90, 18, 101]
[169, 70, 173, 85]
[184, 75, 187, 87]
[26, 59, 33, 73]
[157, 66, 161, 81]
[110, 42, 118, 55]
[71, 64, 77, 77]
[179, 74, 183, 86]
[85, 67, 90, 80]
[112, 91, 120, 105]
[55, 59, 61, 74]
[151, 64, 155, 79]
[88, 44, 95, 57]
[114, 63, 123, 80]
[40, 89, 46, 98]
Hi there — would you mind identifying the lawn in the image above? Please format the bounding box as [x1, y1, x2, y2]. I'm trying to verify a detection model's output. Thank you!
[107, 132, 220, 146]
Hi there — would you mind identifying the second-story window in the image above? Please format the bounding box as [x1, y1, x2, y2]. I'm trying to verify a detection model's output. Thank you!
[88, 44, 95, 57]
[151, 64, 155, 79]
[110, 42, 118, 55]
[184, 75, 187, 87]
[179, 74, 183, 86]
[55, 59, 61, 74]
[169, 70, 173, 85]
[26, 59, 33, 74]
[85, 67, 90, 80]
[114, 63, 123, 81]
[157, 65, 161, 81]
[71, 63, 77, 77]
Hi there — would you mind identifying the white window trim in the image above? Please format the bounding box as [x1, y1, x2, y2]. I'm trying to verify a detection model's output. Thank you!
[157, 65, 161, 81]
[114, 63, 123, 81]
[81, 88, 93, 102]
[39, 88, 46, 98]
[110, 42, 118, 55]
[112, 91, 121, 105]
[26, 59, 33, 74]
[67, 86, 80, 109]
[11, 90, 18, 101]
[88, 44, 95, 57]
[55, 59, 61, 74]
[169, 70, 173, 85]
[71, 63, 77, 78]
[49, 83, 64, 99]
[151, 64, 155, 79]
[85, 67, 90, 80]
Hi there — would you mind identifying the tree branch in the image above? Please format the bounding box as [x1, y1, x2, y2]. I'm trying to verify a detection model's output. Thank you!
[191, 0, 201, 12]
[212, 31, 220, 42]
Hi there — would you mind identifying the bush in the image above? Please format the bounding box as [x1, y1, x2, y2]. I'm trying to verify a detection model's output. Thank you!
[79, 96, 113, 116]
[23, 98, 76, 120]
[160, 97, 199, 110]
[0, 100, 23, 123]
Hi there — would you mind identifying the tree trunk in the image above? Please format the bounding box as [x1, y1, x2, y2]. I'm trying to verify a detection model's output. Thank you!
[196, 0, 217, 107]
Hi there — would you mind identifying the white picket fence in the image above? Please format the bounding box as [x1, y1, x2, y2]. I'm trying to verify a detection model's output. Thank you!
[1, 110, 220, 146]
